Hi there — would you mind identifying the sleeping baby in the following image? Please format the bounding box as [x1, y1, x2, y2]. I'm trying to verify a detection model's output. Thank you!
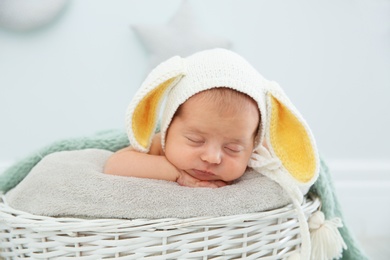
[104, 48, 319, 194]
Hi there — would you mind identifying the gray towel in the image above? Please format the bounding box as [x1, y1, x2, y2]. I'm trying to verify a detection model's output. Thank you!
[6, 149, 291, 219]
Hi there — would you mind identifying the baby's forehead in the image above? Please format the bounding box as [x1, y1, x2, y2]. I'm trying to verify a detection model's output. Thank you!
[181, 88, 259, 114]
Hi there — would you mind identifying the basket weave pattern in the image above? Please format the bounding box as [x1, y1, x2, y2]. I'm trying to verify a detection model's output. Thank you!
[0, 196, 320, 259]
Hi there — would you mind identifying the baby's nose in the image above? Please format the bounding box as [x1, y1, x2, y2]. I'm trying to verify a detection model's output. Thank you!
[200, 145, 222, 164]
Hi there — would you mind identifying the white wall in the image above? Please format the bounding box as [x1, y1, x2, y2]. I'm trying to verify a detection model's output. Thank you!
[1, 0, 389, 240]
[329, 160, 390, 239]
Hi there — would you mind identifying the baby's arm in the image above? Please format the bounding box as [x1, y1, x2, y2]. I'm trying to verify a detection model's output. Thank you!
[104, 135, 179, 182]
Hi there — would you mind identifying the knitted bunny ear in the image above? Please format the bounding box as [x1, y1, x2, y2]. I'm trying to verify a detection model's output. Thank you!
[251, 82, 319, 202]
[269, 95, 317, 183]
[264, 84, 319, 198]
[126, 56, 185, 152]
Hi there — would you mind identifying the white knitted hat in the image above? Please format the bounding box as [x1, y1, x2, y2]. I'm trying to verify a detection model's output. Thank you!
[126, 49, 321, 259]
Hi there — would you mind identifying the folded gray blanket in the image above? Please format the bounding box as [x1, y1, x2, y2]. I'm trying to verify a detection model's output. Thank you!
[5, 149, 291, 219]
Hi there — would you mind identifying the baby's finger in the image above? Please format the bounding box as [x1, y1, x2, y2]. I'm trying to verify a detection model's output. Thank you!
[210, 180, 228, 187]
[197, 181, 219, 188]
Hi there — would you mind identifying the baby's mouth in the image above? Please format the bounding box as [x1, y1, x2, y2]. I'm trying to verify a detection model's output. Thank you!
[191, 169, 216, 179]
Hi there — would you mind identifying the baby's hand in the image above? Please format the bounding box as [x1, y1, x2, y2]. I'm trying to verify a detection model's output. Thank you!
[176, 171, 228, 188]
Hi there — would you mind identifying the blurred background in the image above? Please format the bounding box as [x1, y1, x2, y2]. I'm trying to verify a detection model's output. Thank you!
[0, 0, 389, 258]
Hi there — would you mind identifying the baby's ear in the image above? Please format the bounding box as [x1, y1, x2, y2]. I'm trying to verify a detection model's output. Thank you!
[264, 86, 320, 194]
[126, 56, 185, 152]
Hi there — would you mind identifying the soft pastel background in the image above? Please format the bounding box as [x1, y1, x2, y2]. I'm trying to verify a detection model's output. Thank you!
[0, 0, 389, 258]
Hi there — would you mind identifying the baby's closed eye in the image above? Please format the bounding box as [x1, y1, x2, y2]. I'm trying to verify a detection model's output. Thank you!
[185, 135, 205, 144]
[224, 144, 244, 153]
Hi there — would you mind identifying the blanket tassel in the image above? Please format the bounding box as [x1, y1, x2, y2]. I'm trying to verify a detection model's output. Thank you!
[308, 210, 347, 260]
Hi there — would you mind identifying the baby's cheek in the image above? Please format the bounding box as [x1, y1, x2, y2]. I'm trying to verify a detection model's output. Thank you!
[166, 147, 192, 169]
[220, 159, 247, 182]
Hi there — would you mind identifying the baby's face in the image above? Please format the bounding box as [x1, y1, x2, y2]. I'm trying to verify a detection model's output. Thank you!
[165, 93, 259, 182]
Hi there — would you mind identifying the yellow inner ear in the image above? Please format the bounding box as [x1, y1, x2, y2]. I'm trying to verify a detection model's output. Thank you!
[132, 78, 177, 149]
[269, 95, 316, 183]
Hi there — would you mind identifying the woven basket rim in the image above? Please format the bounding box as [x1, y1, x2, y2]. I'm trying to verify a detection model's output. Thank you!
[0, 195, 320, 226]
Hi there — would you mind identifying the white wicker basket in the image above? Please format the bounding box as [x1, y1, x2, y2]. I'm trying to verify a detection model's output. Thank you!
[0, 195, 320, 259]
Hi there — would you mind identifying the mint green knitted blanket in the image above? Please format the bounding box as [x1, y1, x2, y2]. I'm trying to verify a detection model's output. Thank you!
[0, 129, 368, 260]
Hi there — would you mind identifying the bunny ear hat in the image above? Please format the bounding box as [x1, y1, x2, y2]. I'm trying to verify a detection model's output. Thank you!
[126, 49, 320, 259]
[126, 48, 319, 196]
